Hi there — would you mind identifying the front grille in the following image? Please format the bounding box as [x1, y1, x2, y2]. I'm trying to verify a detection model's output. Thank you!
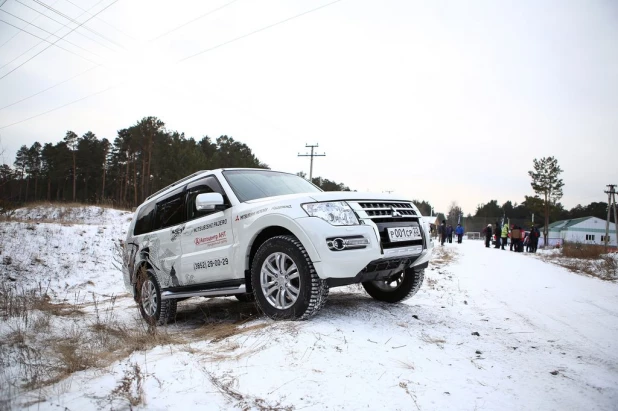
[359, 202, 417, 218]
[357, 201, 423, 250]
[370, 217, 417, 224]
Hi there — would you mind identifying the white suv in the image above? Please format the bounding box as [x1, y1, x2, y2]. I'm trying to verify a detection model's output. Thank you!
[122, 169, 433, 324]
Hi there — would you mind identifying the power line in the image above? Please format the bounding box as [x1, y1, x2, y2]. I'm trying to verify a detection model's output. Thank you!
[0, 0, 241, 112]
[0, 0, 61, 50]
[62, 0, 135, 40]
[151, 0, 240, 42]
[15, 0, 120, 52]
[0, 84, 115, 130]
[0, 64, 101, 111]
[0, 18, 100, 64]
[0, 0, 108, 71]
[29, 0, 126, 50]
[0, 0, 344, 127]
[0, 8, 101, 58]
[0, 0, 118, 80]
[178, 0, 342, 63]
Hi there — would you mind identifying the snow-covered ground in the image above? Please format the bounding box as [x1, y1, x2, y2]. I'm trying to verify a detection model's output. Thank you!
[1, 206, 617, 411]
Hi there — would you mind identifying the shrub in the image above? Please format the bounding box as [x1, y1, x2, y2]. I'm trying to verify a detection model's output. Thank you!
[561, 240, 606, 259]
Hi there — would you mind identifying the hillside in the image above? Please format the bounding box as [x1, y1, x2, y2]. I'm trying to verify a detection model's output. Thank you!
[1, 205, 617, 411]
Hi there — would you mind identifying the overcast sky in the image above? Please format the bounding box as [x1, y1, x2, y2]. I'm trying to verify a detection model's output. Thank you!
[0, 0, 616, 215]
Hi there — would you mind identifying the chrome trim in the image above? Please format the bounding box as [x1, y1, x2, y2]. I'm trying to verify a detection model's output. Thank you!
[383, 246, 423, 257]
[160, 284, 246, 300]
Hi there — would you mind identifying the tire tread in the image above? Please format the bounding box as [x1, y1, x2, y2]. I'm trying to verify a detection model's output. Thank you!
[251, 235, 328, 320]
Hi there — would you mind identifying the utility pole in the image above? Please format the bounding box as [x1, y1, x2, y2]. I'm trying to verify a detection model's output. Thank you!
[298, 143, 325, 182]
[604, 184, 617, 249]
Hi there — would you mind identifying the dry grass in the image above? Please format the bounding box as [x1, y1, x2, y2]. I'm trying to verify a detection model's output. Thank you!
[561, 241, 607, 259]
[540, 241, 618, 281]
[395, 360, 416, 370]
[431, 247, 457, 266]
[202, 369, 293, 411]
[192, 322, 269, 343]
[0, 284, 187, 399]
[420, 333, 446, 345]
[110, 362, 145, 408]
[0, 200, 130, 225]
[0, 217, 80, 226]
[0, 279, 273, 406]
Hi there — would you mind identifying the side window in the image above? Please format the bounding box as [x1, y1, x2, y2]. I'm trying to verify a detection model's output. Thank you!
[154, 188, 186, 230]
[186, 176, 227, 221]
[134, 202, 155, 235]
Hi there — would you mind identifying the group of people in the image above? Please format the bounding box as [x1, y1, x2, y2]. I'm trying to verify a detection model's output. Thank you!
[483, 222, 540, 253]
[438, 220, 465, 246]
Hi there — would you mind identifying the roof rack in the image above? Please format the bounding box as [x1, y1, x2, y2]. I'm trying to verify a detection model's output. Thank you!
[145, 170, 210, 202]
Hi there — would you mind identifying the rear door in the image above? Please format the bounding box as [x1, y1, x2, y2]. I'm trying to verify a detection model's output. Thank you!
[151, 187, 186, 288]
[180, 175, 235, 285]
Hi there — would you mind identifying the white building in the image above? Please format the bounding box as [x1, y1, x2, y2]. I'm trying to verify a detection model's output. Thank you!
[541, 216, 616, 247]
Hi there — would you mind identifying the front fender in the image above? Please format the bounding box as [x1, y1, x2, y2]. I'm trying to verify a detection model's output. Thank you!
[235, 213, 322, 271]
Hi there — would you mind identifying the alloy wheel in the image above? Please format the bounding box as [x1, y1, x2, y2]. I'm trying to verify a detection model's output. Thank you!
[260, 252, 301, 309]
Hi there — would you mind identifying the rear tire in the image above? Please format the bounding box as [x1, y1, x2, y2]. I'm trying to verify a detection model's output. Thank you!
[136, 268, 177, 326]
[362, 267, 424, 303]
[251, 235, 328, 320]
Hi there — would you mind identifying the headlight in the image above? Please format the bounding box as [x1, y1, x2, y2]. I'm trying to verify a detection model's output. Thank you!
[302, 202, 359, 226]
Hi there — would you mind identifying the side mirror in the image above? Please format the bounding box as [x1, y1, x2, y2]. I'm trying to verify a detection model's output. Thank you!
[196, 192, 224, 211]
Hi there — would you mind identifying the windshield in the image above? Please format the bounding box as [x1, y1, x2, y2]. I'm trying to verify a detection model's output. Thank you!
[223, 170, 322, 202]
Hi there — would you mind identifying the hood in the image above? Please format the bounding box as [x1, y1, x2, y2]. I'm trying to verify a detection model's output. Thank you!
[308, 191, 412, 203]
[244, 191, 413, 205]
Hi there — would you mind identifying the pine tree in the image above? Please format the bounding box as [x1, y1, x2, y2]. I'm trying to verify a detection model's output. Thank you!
[13, 145, 28, 201]
[64, 131, 78, 202]
[529, 156, 564, 248]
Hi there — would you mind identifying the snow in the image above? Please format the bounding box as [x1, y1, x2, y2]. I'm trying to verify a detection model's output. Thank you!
[1, 206, 617, 411]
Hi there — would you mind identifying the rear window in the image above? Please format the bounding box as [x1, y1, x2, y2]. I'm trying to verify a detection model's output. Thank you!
[154, 189, 185, 230]
[134, 202, 155, 235]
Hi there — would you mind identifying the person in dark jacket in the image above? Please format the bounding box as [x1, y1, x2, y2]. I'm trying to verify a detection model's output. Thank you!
[485, 224, 492, 248]
[455, 224, 464, 243]
[493, 221, 501, 248]
[439, 220, 447, 246]
[511, 225, 521, 252]
[446, 224, 453, 243]
[530, 225, 540, 252]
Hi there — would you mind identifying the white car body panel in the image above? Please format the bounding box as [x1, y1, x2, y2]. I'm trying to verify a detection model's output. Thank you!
[122, 168, 433, 296]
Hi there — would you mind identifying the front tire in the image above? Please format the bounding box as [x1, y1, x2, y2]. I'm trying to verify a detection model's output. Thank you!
[251, 235, 328, 320]
[362, 267, 424, 303]
[136, 268, 177, 326]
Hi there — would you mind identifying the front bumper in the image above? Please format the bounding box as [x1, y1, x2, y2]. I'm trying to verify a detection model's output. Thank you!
[295, 216, 431, 281]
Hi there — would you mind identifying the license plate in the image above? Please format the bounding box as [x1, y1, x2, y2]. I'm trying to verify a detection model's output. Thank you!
[387, 226, 422, 242]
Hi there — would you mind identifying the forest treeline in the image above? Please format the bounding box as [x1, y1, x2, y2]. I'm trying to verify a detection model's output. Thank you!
[0, 116, 350, 208]
[415, 198, 614, 233]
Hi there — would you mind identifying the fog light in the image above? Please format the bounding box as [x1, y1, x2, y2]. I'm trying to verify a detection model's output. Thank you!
[326, 236, 369, 251]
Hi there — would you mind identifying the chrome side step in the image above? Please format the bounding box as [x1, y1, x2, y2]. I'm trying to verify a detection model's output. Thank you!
[161, 284, 246, 300]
